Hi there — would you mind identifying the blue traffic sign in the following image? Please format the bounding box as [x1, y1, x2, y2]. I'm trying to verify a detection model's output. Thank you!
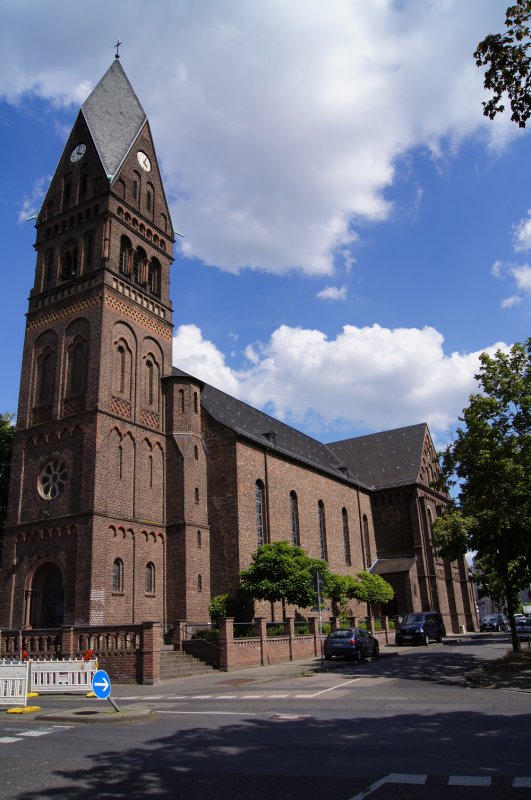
[92, 669, 111, 699]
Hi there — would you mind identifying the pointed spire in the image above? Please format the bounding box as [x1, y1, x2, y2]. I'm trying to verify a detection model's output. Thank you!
[81, 60, 146, 180]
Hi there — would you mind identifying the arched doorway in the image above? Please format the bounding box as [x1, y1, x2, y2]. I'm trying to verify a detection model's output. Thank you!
[28, 563, 64, 628]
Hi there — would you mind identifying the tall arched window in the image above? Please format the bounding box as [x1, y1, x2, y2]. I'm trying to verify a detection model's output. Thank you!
[83, 232, 94, 270]
[68, 338, 87, 396]
[145, 562, 155, 594]
[178, 388, 185, 412]
[362, 514, 372, 569]
[60, 244, 78, 281]
[44, 250, 54, 286]
[146, 359, 154, 406]
[198, 574, 203, 592]
[342, 508, 351, 565]
[36, 348, 56, 407]
[119, 235, 132, 275]
[290, 491, 300, 546]
[318, 500, 328, 561]
[146, 182, 154, 216]
[256, 480, 267, 546]
[148, 258, 161, 296]
[112, 559, 124, 593]
[133, 247, 146, 285]
[132, 170, 141, 206]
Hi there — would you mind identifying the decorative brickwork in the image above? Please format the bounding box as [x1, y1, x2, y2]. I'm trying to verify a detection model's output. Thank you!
[140, 408, 160, 429]
[110, 395, 132, 418]
[105, 294, 171, 340]
[27, 295, 101, 331]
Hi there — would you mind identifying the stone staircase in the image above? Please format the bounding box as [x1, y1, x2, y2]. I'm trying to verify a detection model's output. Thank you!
[159, 645, 214, 680]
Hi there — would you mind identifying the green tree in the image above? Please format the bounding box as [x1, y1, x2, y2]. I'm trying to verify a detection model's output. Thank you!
[240, 541, 329, 620]
[325, 571, 394, 617]
[0, 413, 14, 563]
[433, 340, 531, 652]
[474, 1, 531, 127]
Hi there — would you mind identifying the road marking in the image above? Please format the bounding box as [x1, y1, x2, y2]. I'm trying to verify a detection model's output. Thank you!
[240, 695, 264, 699]
[448, 776, 491, 786]
[156, 710, 257, 716]
[296, 678, 361, 699]
[350, 774, 427, 799]
[190, 695, 213, 699]
[16, 730, 53, 737]
[0, 737, 23, 744]
[514, 778, 531, 788]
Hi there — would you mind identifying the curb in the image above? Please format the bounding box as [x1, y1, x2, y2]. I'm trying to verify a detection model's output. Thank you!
[36, 705, 156, 724]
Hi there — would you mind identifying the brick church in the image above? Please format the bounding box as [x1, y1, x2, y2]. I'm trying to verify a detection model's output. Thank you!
[0, 58, 476, 635]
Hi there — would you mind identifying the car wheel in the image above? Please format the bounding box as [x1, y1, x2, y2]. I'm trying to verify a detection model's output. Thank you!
[423, 634, 430, 646]
[354, 648, 363, 662]
[373, 643, 379, 658]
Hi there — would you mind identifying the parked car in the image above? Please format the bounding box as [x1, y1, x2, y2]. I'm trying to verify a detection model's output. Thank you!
[323, 627, 379, 661]
[514, 614, 526, 625]
[480, 614, 509, 632]
[515, 619, 531, 640]
[395, 611, 446, 646]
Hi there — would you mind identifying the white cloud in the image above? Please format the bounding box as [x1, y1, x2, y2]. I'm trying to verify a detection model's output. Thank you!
[317, 285, 347, 302]
[17, 175, 50, 223]
[512, 265, 531, 294]
[0, 1, 518, 276]
[492, 259, 531, 307]
[514, 211, 531, 251]
[501, 295, 522, 309]
[172, 322, 508, 439]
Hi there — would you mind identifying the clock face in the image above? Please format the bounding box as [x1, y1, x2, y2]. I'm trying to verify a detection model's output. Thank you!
[137, 151, 151, 172]
[70, 143, 86, 163]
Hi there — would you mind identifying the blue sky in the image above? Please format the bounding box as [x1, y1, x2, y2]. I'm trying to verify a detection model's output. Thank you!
[1, 1, 530, 446]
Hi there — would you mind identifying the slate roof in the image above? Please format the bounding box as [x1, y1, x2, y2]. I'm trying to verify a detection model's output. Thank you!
[172, 367, 369, 488]
[327, 424, 428, 490]
[81, 59, 147, 180]
[172, 368, 432, 492]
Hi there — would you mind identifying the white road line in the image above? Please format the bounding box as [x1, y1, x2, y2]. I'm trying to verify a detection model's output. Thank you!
[190, 695, 213, 699]
[216, 695, 237, 700]
[268, 694, 289, 698]
[296, 678, 361, 699]
[240, 695, 263, 699]
[349, 773, 426, 800]
[448, 776, 491, 786]
[514, 778, 531, 788]
[155, 710, 257, 716]
[16, 730, 52, 737]
[0, 737, 23, 744]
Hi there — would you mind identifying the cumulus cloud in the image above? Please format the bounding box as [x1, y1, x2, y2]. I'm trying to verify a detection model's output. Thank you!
[0, 0, 517, 276]
[172, 322, 508, 439]
[317, 285, 347, 302]
[492, 255, 531, 307]
[514, 211, 531, 252]
[17, 175, 50, 223]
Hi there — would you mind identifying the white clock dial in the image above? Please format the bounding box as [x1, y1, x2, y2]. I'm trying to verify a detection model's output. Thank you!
[137, 151, 151, 172]
[70, 143, 86, 163]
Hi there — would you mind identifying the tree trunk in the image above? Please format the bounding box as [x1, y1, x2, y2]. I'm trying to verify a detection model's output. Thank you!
[506, 591, 521, 653]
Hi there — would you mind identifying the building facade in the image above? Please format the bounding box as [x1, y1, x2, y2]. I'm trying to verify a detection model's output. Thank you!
[0, 59, 477, 635]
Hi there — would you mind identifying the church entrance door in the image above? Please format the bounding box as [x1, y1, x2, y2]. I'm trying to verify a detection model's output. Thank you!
[29, 563, 64, 628]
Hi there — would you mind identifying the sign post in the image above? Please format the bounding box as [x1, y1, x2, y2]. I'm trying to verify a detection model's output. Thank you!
[91, 668, 120, 713]
[313, 570, 325, 668]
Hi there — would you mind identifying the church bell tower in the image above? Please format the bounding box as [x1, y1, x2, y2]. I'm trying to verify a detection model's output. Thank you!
[1, 58, 175, 628]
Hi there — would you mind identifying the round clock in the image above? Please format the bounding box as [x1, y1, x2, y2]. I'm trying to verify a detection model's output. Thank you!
[70, 143, 86, 163]
[137, 151, 151, 172]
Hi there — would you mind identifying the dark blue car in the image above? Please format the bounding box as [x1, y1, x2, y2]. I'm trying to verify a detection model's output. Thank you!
[323, 627, 379, 661]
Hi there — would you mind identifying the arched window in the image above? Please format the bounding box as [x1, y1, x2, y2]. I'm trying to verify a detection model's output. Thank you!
[79, 168, 88, 202]
[148, 258, 161, 296]
[133, 247, 146, 285]
[195, 487, 199, 504]
[256, 480, 267, 546]
[36, 348, 56, 407]
[145, 562, 155, 594]
[194, 445, 199, 461]
[318, 501, 328, 561]
[44, 250, 54, 286]
[160, 213, 167, 233]
[290, 491, 300, 546]
[178, 388, 185, 412]
[112, 559, 124, 593]
[63, 174, 72, 209]
[114, 339, 132, 400]
[197, 530, 202, 548]
[146, 182, 154, 215]
[194, 392, 199, 413]
[119, 235, 132, 275]
[362, 514, 372, 569]
[117, 345, 126, 394]
[83, 232, 94, 270]
[198, 574, 203, 592]
[68, 337, 87, 396]
[116, 178, 126, 200]
[146, 359, 154, 406]
[60, 244, 78, 281]
[132, 171, 141, 205]
[342, 508, 351, 566]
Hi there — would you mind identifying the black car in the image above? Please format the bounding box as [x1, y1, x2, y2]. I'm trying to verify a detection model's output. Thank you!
[323, 627, 379, 661]
[480, 614, 508, 632]
[395, 611, 446, 646]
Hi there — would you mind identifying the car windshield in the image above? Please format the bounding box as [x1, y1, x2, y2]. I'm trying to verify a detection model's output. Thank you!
[401, 614, 426, 625]
[329, 629, 354, 639]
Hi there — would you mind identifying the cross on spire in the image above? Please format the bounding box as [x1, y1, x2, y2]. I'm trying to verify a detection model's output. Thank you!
[114, 39, 123, 59]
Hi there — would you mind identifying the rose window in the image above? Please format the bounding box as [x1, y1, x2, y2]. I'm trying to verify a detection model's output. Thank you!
[38, 459, 68, 500]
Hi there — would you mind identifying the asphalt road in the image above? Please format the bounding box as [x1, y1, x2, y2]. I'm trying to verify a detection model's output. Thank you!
[1, 635, 529, 800]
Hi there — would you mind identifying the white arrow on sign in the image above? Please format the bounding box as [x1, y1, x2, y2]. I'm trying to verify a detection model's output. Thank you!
[94, 676, 109, 691]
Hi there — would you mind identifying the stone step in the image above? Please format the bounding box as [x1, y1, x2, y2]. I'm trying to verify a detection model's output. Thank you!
[158, 648, 214, 679]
